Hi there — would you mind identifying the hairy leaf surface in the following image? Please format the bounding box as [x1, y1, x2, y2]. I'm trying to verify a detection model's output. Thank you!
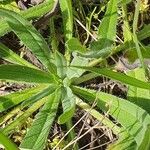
[20, 89, 61, 150]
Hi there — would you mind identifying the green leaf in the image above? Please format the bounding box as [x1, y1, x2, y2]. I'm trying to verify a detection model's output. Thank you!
[66, 38, 87, 53]
[98, 0, 118, 41]
[0, 0, 56, 36]
[115, 42, 150, 62]
[76, 98, 120, 135]
[138, 24, 150, 41]
[19, 0, 56, 20]
[0, 85, 47, 112]
[84, 0, 118, 59]
[20, 89, 61, 150]
[22, 84, 58, 108]
[122, 4, 132, 43]
[108, 129, 137, 150]
[2, 96, 48, 135]
[72, 86, 150, 149]
[124, 45, 150, 62]
[72, 66, 150, 90]
[82, 39, 113, 58]
[55, 51, 67, 79]
[0, 131, 19, 150]
[59, 0, 73, 41]
[58, 87, 75, 124]
[67, 52, 89, 79]
[0, 8, 52, 70]
[118, 0, 132, 5]
[0, 0, 20, 12]
[127, 68, 150, 114]
[0, 43, 35, 68]
[83, 0, 118, 59]
[0, 64, 57, 84]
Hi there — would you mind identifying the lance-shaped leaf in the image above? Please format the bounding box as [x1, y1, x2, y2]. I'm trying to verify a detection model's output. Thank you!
[58, 87, 75, 124]
[55, 51, 67, 79]
[127, 68, 150, 114]
[98, 0, 118, 41]
[2, 96, 48, 135]
[0, 0, 56, 36]
[19, 0, 56, 19]
[0, 43, 35, 68]
[20, 89, 61, 150]
[0, 85, 47, 112]
[22, 84, 58, 107]
[59, 0, 73, 41]
[72, 66, 150, 90]
[72, 86, 150, 149]
[0, 64, 57, 84]
[82, 0, 118, 59]
[0, 8, 52, 70]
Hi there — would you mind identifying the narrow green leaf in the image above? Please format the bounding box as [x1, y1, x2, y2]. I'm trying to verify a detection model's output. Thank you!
[19, 0, 55, 19]
[58, 87, 75, 124]
[122, 4, 132, 43]
[72, 86, 150, 148]
[0, 43, 35, 68]
[0, 64, 57, 84]
[22, 84, 58, 108]
[0, 8, 52, 70]
[0, 85, 47, 112]
[127, 68, 150, 114]
[98, 0, 118, 41]
[2, 96, 47, 135]
[59, 0, 73, 41]
[20, 89, 61, 150]
[0, 0, 56, 36]
[55, 51, 67, 79]
[72, 66, 150, 90]
[84, 0, 118, 59]
[0, 131, 19, 150]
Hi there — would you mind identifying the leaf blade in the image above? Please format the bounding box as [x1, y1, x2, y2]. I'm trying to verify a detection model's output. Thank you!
[58, 87, 75, 124]
[98, 0, 118, 41]
[20, 89, 61, 150]
[0, 8, 52, 70]
[0, 85, 47, 112]
[0, 64, 56, 84]
[127, 68, 150, 114]
[59, 0, 73, 41]
[72, 66, 150, 90]
[0, 43, 35, 68]
[72, 86, 150, 148]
